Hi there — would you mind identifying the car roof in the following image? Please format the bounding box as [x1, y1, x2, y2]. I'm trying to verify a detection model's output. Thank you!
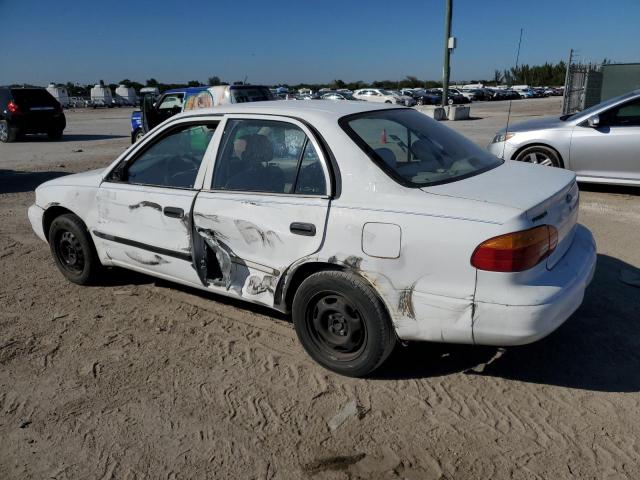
[164, 86, 208, 95]
[175, 99, 403, 122]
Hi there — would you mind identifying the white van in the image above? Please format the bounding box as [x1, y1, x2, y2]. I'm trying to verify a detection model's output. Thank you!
[90, 85, 113, 108]
[46, 84, 69, 107]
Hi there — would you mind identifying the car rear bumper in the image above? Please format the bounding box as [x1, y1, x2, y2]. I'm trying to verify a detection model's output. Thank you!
[11, 113, 66, 133]
[472, 224, 597, 346]
[28, 204, 47, 242]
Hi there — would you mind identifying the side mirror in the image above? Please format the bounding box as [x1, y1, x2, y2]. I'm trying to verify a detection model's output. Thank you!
[109, 162, 127, 182]
[587, 115, 600, 128]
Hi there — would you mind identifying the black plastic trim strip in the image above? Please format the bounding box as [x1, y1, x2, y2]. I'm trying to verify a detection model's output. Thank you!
[93, 230, 192, 262]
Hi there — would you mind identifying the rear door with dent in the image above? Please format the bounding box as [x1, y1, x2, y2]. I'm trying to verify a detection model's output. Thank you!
[192, 115, 332, 306]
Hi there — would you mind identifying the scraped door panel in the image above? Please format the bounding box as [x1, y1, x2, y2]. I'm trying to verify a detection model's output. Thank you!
[192, 193, 329, 305]
[95, 184, 201, 284]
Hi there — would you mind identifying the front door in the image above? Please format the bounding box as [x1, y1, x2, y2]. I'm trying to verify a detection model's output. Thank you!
[570, 97, 640, 182]
[95, 120, 219, 284]
[192, 115, 332, 306]
[143, 92, 185, 133]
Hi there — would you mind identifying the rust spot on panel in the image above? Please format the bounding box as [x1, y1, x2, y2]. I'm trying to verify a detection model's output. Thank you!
[128, 201, 162, 212]
[398, 284, 416, 320]
[125, 251, 169, 266]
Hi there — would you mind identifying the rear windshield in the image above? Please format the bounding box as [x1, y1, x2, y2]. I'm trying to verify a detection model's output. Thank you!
[340, 109, 502, 187]
[11, 89, 58, 107]
[230, 87, 274, 103]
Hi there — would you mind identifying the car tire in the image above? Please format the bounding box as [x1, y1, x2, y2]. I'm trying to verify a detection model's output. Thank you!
[292, 270, 396, 377]
[515, 145, 563, 168]
[385, 100, 392, 104]
[133, 129, 144, 143]
[48, 129, 63, 140]
[0, 120, 17, 143]
[48, 213, 103, 285]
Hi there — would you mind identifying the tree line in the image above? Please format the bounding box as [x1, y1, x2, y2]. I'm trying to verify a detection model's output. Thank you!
[11, 61, 570, 94]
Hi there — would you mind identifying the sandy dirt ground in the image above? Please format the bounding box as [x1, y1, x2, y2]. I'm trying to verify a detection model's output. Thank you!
[1, 99, 639, 479]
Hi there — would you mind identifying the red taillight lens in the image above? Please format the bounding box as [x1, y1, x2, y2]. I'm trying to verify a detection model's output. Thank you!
[7, 101, 19, 114]
[471, 225, 558, 272]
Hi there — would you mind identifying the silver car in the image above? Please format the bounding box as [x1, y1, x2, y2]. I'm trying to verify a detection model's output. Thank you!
[488, 90, 640, 186]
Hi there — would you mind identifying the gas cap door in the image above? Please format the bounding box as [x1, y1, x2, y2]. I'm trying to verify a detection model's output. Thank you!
[362, 222, 401, 259]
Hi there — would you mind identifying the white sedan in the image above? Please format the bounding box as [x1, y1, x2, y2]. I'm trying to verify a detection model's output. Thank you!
[28, 101, 596, 377]
[353, 88, 414, 106]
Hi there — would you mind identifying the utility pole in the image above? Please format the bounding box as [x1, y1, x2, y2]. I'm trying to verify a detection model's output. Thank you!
[562, 48, 573, 115]
[441, 0, 453, 107]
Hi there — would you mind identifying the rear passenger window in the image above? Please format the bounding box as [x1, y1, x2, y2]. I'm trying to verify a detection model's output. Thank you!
[211, 119, 327, 195]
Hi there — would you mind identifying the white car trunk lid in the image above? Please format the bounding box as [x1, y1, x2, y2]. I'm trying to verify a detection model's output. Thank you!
[422, 161, 579, 269]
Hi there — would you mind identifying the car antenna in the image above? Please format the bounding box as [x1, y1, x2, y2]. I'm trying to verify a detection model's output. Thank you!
[502, 28, 524, 159]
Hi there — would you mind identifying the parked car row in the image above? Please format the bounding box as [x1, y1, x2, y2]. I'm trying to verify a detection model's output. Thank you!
[66, 96, 137, 109]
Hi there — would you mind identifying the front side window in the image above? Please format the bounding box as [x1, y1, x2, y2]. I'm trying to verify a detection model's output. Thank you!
[158, 94, 184, 110]
[603, 98, 640, 127]
[211, 119, 326, 195]
[124, 123, 217, 188]
[341, 109, 502, 187]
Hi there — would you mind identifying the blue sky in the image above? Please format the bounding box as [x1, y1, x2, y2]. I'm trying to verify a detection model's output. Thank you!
[1, 0, 639, 86]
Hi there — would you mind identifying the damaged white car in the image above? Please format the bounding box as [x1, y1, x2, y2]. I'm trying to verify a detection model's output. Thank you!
[28, 101, 596, 377]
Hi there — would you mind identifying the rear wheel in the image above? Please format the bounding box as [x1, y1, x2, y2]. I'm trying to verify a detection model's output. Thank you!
[515, 145, 562, 168]
[0, 120, 17, 143]
[48, 214, 102, 285]
[292, 271, 396, 377]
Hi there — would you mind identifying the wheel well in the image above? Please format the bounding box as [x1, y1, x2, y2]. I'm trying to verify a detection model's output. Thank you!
[512, 143, 565, 168]
[280, 262, 344, 312]
[279, 261, 394, 321]
[42, 206, 78, 241]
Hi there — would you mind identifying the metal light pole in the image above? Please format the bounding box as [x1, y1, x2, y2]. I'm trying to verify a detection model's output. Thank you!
[441, 0, 453, 107]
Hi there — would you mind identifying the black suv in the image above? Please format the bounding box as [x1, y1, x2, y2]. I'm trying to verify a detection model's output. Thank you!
[0, 87, 66, 142]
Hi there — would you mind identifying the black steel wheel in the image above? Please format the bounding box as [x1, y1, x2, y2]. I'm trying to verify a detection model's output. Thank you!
[48, 213, 102, 284]
[55, 230, 85, 274]
[292, 271, 396, 377]
[307, 292, 368, 362]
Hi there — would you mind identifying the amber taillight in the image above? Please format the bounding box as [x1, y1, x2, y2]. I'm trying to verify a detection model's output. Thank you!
[471, 225, 558, 272]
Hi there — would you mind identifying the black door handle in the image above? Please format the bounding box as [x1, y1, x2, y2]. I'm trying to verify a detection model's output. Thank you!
[163, 206, 184, 219]
[290, 222, 316, 236]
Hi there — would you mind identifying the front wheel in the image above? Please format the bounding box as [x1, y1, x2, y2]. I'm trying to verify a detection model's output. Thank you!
[133, 129, 145, 143]
[48, 213, 103, 285]
[515, 145, 562, 168]
[292, 271, 396, 377]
